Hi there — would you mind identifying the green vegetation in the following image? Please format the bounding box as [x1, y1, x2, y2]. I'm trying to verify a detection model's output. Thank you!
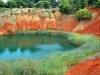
[96, 0, 100, 7]
[34, 1, 44, 8]
[59, 0, 71, 14]
[0, 0, 100, 20]
[34, 0, 50, 8]
[44, 1, 50, 9]
[0, 0, 99, 9]
[0, 30, 98, 75]
[0, 0, 5, 8]
[0, 60, 40, 75]
[75, 8, 92, 21]
[51, 9, 56, 13]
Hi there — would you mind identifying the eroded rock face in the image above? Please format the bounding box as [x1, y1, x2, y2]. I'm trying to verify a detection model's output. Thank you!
[65, 58, 100, 75]
[0, 15, 17, 35]
[0, 8, 100, 36]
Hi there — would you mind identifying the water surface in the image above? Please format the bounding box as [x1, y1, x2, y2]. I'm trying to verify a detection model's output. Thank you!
[0, 35, 77, 60]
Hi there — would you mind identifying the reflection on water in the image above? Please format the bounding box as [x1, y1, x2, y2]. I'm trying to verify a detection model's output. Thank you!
[0, 35, 77, 60]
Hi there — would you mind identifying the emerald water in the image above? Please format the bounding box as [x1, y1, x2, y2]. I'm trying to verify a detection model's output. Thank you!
[0, 35, 77, 60]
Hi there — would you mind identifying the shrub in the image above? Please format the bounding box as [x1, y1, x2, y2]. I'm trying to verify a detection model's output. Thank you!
[51, 9, 56, 13]
[28, 9, 31, 13]
[75, 8, 92, 21]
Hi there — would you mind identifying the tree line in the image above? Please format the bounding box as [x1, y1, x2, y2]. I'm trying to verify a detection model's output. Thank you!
[0, 0, 58, 8]
[0, 0, 100, 9]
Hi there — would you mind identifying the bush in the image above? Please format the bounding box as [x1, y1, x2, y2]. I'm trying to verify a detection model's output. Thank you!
[75, 8, 92, 21]
[28, 9, 31, 13]
[59, 1, 71, 14]
[51, 9, 56, 13]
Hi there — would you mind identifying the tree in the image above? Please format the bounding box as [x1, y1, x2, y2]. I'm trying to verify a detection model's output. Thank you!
[73, 0, 88, 10]
[6, 1, 17, 8]
[96, 0, 100, 7]
[15, 0, 27, 8]
[49, 0, 58, 8]
[34, 1, 44, 8]
[27, 2, 34, 8]
[44, 1, 50, 8]
[75, 8, 92, 21]
[88, 0, 98, 6]
[0, 0, 5, 7]
[59, 0, 71, 14]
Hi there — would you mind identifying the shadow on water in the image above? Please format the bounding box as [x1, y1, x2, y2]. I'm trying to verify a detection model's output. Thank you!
[0, 35, 77, 60]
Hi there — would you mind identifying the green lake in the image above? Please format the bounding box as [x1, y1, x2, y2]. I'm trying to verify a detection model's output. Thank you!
[0, 35, 77, 60]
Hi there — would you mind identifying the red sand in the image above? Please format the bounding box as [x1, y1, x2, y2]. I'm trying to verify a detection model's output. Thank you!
[65, 58, 100, 75]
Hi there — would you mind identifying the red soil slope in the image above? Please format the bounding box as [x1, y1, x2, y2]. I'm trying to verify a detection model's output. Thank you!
[77, 19, 100, 37]
[76, 7, 100, 37]
[65, 58, 100, 75]
[65, 8, 100, 75]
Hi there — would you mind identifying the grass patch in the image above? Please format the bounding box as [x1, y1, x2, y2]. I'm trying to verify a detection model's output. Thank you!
[0, 30, 100, 75]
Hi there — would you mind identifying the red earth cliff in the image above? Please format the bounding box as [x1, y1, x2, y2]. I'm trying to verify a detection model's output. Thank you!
[0, 7, 100, 36]
[0, 14, 78, 35]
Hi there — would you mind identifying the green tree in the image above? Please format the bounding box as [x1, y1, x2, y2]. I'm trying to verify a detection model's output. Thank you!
[88, 0, 98, 6]
[59, 0, 71, 14]
[49, 0, 58, 8]
[96, 0, 100, 7]
[6, 1, 17, 8]
[15, 0, 27, 8]
[34, 1, 44, 8]
[44, 1, 50, 8]
[75, 8, 92, 21]
[74, 0, 88, 10]
[0, 0, 5, 7]
[27, 2, 34, 8]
